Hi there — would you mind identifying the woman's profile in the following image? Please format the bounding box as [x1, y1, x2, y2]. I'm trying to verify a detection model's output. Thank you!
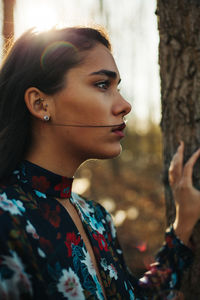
[0, 26, 199, 299]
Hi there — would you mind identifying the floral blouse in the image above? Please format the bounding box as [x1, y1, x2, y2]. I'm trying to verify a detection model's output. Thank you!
[0, 160, 193, 299]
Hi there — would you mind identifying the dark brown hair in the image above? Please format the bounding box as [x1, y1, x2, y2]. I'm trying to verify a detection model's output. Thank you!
[0, 27, 111, 179]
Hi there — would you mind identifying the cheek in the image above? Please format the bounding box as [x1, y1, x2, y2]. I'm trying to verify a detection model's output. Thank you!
[53, 86, 111, 124]
[54, 100, 82, 122]
[55, 100, 110, 125]
[54, 127, 104, 148]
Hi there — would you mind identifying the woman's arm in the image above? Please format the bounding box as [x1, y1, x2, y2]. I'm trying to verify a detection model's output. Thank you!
[135, 142, 199, 297]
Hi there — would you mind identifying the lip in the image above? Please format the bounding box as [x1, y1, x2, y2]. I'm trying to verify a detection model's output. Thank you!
[111, 122, 126, 137]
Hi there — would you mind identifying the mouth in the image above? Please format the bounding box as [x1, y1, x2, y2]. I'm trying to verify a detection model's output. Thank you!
[111, 122, 126, 137]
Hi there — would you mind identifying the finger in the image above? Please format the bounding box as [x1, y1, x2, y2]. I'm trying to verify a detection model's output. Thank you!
[169, 142, 184, 185]
[175, 141, 184, 166]
[170, 141, 184, 170]
[182, 148, 200, 184]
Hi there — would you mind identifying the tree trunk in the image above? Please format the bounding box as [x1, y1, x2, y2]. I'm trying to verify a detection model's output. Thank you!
[157, 0, 200, 299]
[2, 0, 15, 55]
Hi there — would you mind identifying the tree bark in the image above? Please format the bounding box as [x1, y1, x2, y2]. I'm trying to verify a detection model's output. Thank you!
[157, 0, 200, 299]
[2, 0, 15, 55]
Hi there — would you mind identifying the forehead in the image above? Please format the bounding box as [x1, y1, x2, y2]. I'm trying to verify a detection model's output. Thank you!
[77, 44, 120, 77]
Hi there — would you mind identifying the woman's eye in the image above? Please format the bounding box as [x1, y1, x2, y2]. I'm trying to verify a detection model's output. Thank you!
[95, 80, 110, 90]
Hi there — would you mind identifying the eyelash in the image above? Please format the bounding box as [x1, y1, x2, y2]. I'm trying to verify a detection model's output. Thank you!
[94, 80, 121, 92]
[95, 80, 111, 90]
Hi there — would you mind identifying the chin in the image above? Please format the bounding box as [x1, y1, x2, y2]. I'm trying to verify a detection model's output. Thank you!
[91, 144, 122, 160]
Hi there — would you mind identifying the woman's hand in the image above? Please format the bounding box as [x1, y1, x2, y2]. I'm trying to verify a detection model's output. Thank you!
[169, 141, 200, 246]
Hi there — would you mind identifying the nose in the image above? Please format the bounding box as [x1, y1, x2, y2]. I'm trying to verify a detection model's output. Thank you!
[112, 94, 132, 117]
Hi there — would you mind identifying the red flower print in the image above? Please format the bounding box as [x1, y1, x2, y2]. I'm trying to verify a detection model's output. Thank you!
[54, 177, 72, 198]
[93, 233, 108, 251]
[41, 203, 61, 228]
[32, 176, 50, 193]
[65, 232, 81, 257]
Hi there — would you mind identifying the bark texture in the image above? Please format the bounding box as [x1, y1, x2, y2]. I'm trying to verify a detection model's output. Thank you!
[157, 0, 200, 299]
[2, 0, 15, 54]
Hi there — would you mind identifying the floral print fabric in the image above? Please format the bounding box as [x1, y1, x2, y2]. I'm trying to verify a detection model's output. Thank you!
[0, 160, 193, 299]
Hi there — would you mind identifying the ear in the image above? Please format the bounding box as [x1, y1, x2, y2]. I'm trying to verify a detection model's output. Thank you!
[24, 87, 50, 121]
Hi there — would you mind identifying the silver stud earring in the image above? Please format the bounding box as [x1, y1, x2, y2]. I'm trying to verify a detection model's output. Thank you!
[43, 115, 50, 121]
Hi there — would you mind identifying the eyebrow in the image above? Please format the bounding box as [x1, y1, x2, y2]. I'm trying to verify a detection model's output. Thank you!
[89, 69, 121, 84]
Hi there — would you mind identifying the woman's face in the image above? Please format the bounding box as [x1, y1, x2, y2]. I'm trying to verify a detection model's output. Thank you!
[48, 43, 131, 161]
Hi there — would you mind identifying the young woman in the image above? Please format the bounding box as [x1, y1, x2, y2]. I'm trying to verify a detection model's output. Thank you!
[0, 27, 199, 300]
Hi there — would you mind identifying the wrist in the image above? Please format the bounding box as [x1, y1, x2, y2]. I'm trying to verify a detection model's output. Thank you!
[173, 220, 193, 246]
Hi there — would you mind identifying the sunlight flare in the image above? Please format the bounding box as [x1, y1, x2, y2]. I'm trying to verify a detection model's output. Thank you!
[15, 2, 59, 37]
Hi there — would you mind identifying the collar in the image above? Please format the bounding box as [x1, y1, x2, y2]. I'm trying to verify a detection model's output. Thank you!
[17, 160, 74, 198]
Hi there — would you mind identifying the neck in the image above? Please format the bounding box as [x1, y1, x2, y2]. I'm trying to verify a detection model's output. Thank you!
[27, 123, 89, 177]
[25, 145, 83, 178]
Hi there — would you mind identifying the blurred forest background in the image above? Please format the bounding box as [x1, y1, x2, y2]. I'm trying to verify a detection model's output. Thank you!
[0, 0, 165, 277]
